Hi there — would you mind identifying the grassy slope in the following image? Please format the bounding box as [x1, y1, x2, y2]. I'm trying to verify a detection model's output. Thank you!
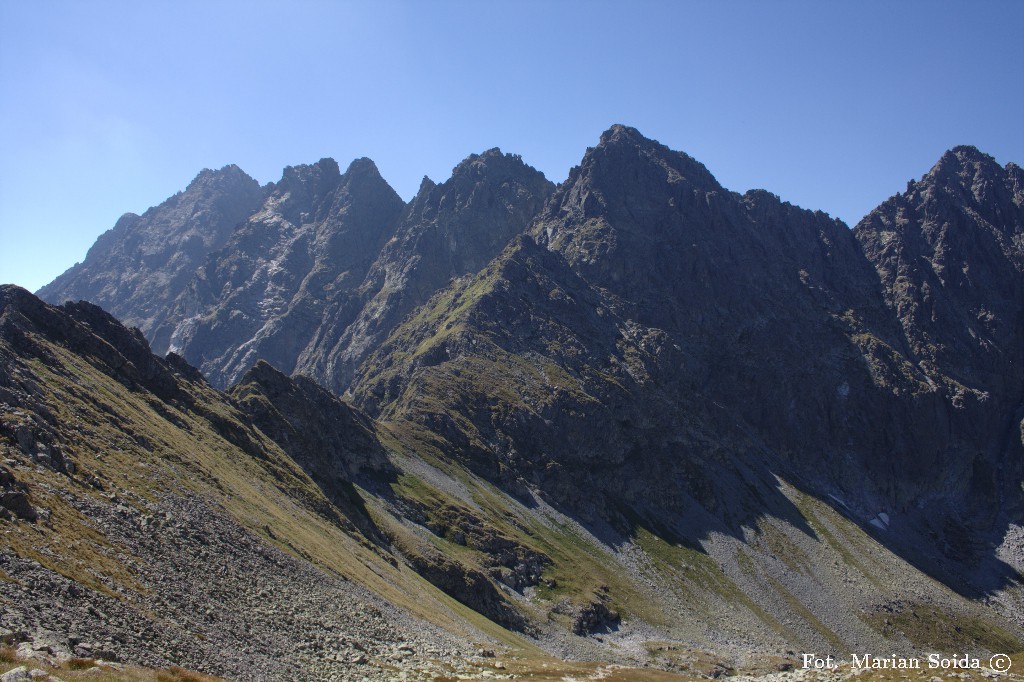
[0, 328, 521, 649]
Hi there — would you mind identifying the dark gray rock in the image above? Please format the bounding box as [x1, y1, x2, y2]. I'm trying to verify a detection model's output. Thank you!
[854, 146, 1024, 579]
[353, 127, 1024, 598]
[0, 490, 35, 521]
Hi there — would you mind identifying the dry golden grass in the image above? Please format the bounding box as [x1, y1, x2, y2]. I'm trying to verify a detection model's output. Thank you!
[0, 660, 230, 682]
[66, 657, 97, 669]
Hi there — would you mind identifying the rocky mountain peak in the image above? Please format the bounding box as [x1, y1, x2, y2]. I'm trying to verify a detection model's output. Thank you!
[854, 145, 1024, 424]
[865, 145, 1023, 255]
[185, 163, 260, 192]
[327, 157, 403, 223]
[249, 156, 389, 233]
[533, 126, 732, 302]
[416, 175, 437, 194]
[386, 148, 552, 239]
[920, 145, 1010, 203]
[597, 123, 646, 145]
[590, 124, 721, 191]
[278, 157, 343, 196]
[537, 126, 723, 248]
[448, 147, 539, 182]
[343, 156, 382, 179]
[37, 162, 267, 340]
[932, 144, 996, 173]
[336, 157, 394, 197]
[404, 175, 439, 217]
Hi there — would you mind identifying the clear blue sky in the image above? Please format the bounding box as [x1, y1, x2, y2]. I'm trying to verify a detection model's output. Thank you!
[2, 0, 1022, 293]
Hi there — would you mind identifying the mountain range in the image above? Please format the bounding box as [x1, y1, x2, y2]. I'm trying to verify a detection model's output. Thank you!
[4, 125, 1021, 680]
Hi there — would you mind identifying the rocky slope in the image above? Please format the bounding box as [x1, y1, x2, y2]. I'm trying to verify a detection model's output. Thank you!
[0, 285, 484, 681]
[37, 165, 265, 338]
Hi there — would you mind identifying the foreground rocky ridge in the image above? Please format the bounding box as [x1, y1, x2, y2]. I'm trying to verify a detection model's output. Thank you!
[0, 285, 484, 680]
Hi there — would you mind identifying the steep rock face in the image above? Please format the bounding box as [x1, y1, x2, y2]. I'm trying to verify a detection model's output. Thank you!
[353, 235, 775, 524]
[354, 128, 1023, 592]
[854, 147, 1024, 524]
[37, 165, 265, 337]
[531, 127, 1024, 531]
[150, 151, 552, 393]
[231, 360, 392, 482]
[155, 158, 405, 387]
[530, 126, 917, 504]
[298, 149, 554, 393]
[855, 147, 1023, 398]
